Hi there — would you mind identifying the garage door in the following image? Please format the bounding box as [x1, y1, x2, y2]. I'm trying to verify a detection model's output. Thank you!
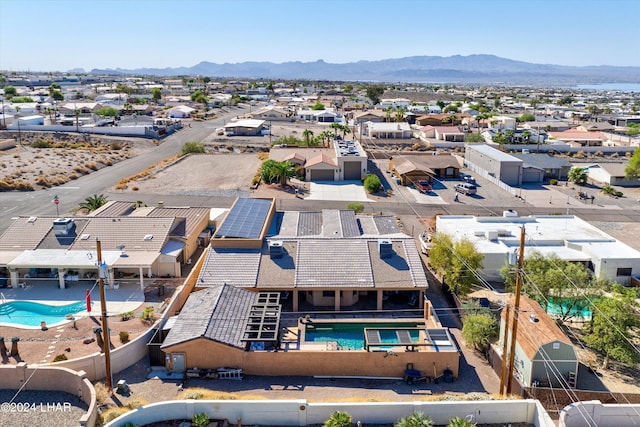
[343, 161, 362, 180]
[310, 169, 334, 181]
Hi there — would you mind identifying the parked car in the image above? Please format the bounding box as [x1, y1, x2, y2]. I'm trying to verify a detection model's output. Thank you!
[414, 180, 432, 193]
[455, 182, 477, 195]
[462, 175, 476, 184]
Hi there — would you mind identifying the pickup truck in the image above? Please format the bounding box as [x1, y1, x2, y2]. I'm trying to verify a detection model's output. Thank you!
[414, 180, 432, 193]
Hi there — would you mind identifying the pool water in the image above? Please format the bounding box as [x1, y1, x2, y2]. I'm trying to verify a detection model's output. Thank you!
[0, 301, 89, 327]
[305, 322, 421, 350]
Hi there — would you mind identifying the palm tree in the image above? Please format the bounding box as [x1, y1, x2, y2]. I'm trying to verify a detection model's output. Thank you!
[324, 411, 352, 427]
[319, 130, 333, 147]
[504, 129, 515, 143]
[302, 129, 314, 146]
[521, 129, 531, 143]
[330, 122, 342, 138]
[79, 194, 108, 212]
[394, 411, 434, 427]
[395, 108, 405, 123]
[568, 167, 589, 185]
[340, 124, 351, 139]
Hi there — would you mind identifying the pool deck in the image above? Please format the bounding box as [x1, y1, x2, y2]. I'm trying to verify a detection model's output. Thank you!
[0, 280, 144, 319]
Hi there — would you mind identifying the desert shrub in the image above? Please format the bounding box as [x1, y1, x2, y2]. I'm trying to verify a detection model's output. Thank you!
[86, 162, 98, 170]
[52, 353, 68, 362]
[125, 399, 147, 410]
[31, 140, 51, 148]
[573, 151, 585, 158]
[119, 311, 135, 321]
[181, 141, 205, 155]
[184, 391, 204, 400]
[99, 407, 130, 426]
[141, 307, 155, 321]
[119, 331, 130, 344]
[94, 382, 111, 404]
[347, 202, 364, 214]
[15, 181, 34, 191]
[69, 173, 79, 180]
[115, 183, 128, 190]
[549, 179, 558, 185]
[35, 176, 51, 187]
[131, 186, 139, 191]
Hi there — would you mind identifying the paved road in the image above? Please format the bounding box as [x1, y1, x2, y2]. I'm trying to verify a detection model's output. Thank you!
[0, 105, 248, 233]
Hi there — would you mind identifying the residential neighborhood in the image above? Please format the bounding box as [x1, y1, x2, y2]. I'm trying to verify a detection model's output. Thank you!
[2, 0, 640, 422]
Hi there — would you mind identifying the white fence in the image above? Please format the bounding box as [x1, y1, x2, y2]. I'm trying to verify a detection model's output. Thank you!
[106, 399, 555, 427]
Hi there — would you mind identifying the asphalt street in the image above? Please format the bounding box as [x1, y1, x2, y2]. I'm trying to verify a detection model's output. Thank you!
[0, 105, 248, 233]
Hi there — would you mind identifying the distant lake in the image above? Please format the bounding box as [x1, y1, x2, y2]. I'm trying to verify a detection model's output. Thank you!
[575, 83, 640, 92]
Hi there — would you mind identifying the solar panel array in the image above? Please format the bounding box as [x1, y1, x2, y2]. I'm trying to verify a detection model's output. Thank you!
[216, 198, 271, 239]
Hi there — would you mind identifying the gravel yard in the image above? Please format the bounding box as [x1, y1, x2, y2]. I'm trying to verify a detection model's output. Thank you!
[0, 389, 88, 427]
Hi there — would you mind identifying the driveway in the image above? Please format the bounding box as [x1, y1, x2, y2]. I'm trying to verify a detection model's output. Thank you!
[306, 180, 372, 202]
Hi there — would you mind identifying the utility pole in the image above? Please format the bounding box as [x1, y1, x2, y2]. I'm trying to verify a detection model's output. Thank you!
[505, 225, 526, 395]
[499, 304, 511, 394]
[96, 239, 113, 393]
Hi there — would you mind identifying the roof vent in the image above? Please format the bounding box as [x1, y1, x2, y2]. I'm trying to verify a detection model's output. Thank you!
[269, 240, 283, 259]
[80, 233, 90, 240]
[143, 234, 154, 241]
[378, 239, 393, 259]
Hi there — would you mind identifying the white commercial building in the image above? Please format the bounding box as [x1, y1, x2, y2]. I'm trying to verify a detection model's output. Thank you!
[436, 213, 640, 285]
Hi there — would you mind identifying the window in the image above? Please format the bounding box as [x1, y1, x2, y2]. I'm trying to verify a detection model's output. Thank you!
[616, 267, 632, 276]
[322, 291, 335, 298]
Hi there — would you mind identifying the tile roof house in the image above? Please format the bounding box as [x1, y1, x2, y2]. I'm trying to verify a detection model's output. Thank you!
[0, 206, 210, 288]
[390, 153, 462, 185]
[197, 208, 429, 311]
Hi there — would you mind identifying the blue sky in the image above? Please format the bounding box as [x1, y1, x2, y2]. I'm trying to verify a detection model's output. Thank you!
[1, 0, 639, 71]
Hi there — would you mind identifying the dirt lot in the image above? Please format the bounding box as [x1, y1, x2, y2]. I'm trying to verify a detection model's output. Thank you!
[0, 133, 154, 191]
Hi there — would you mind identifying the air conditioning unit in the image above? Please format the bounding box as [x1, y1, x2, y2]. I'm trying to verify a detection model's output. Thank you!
[269, 240, 284, 259]
[377, 239, 393, 259]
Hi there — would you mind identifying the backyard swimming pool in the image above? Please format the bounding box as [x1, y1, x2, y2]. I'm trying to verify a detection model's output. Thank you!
[0, 301, 89, 328]
[304, 322, 422, 350]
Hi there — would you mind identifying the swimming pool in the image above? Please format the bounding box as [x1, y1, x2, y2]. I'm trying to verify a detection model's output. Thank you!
[304, 322, 422, 350]
[0, 301, 89, 328]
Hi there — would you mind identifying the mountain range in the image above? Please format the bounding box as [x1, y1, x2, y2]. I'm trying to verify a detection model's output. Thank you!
[90, 54, 640, 85]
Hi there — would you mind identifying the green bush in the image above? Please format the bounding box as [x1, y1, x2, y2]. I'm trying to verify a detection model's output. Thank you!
[549, 179, 558, 185]
[192, 412, 210, 427]
[363, 174, 382, 193]
[181, 141, 206, 155]
[347, 202, 364, 214]
[119, 331, 130, 344]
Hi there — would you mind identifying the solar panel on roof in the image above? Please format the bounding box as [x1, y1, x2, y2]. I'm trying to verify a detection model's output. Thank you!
[216, 198, 271, 239]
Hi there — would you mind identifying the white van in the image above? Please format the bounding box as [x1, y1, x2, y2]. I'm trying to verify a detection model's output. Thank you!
[455, 182, 477, 195]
